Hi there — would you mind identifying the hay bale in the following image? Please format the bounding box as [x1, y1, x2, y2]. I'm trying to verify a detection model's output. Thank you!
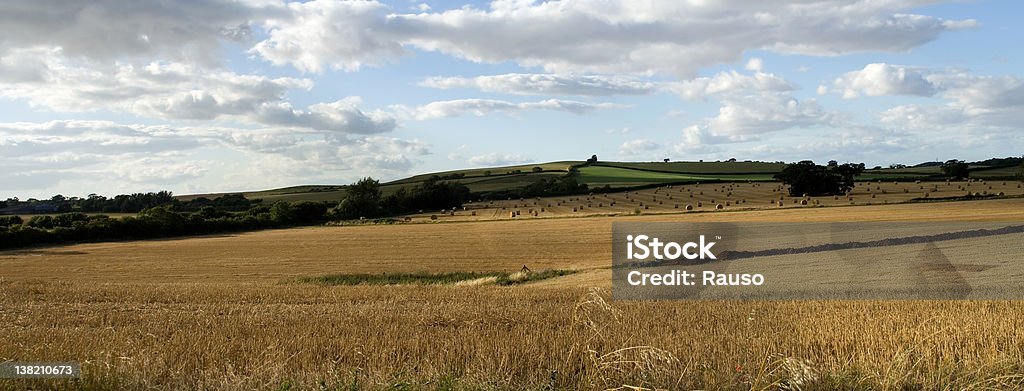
[800, 199, 808, 205]
[430, 215, 438, 220]
[572, 207, 578, 212]
[777, 201, 784, 207]
[715, 203, 724, 210]
[697, 202, 703, 207]
[685, 204, 693, 211]
[403, 216, 412, 222]
[998, 192, 1005, 196]
[471, 211, 477, 216]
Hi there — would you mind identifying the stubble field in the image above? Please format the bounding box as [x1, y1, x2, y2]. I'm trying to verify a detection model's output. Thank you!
[3, 196, 1024, 389]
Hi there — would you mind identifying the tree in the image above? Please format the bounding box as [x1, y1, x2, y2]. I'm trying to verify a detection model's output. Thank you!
[330, 177, 382, 219]
[586, 154, 598, 164]
[940, 159, 969, 179]
[774, 160, 864, 196]
[663, 158, 670, 163]
[532, 166, 543, 173]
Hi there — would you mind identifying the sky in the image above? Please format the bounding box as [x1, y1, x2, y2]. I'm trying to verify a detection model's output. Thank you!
[1, 0, 1022, 199]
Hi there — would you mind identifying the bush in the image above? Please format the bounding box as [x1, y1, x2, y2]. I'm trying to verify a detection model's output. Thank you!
[0, 215, 23, 227]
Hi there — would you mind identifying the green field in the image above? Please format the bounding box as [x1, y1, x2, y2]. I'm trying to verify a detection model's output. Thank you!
[593, 160, 786, 174]
[577, 165, 775, 188]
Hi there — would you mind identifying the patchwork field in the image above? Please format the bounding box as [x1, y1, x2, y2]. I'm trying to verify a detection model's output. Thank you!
[3, 197, 1024, 389]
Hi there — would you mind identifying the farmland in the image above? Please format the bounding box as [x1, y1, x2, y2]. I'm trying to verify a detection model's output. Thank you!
[4, 198, 1024, 389]
[170, 158, 1023, 205]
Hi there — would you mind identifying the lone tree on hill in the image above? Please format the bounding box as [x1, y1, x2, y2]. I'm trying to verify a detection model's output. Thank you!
[774, 160, 865, 196]
[586, 154, 598, 164]
[940, 159, 969, 179]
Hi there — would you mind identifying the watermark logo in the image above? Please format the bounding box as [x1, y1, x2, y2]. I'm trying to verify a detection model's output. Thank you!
[612, 222, 1024, 301]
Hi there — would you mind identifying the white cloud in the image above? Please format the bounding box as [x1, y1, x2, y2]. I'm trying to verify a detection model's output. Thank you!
[0, 120, 209, 194]
[397, 98, 626, 120]
[0, 119, 429, 198]
[667, 70, 793, 100]
[252, 0, 402, 73]
[0, 56, 398, 134]
[419, 73, 657, 96]
[832, 63, 938, 98]
[745, 58, 764, 72]
[619, 139, 660, 156]
[251, 0, 973, 76]
[0, 1, 278, 66]
[880, 71, 1024, 134]
[674, 93, 840, 153]
[827, 65, 1024, 136]
[465, 153, 532, 166]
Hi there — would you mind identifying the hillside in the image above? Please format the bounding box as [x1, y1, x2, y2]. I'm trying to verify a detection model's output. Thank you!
[175, 158, 1023, 204]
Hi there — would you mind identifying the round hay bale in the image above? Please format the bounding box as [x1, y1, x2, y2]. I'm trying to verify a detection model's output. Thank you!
[471, 211, 477, 216]
[697, 202, 703, 207]
[998, 192, 1005, 196]
[684, 204, 693, 211]
[572, 207, 577, 212]
[777, 201, 784, 207]
[430, 214, 438, 220]
[800, 199, 808, 205]
[715, 203, 724, 210]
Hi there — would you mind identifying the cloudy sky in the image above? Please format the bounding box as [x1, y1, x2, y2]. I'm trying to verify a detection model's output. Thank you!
[2, 0, 1022, 199]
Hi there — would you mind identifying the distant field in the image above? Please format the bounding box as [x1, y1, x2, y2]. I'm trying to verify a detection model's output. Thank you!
[594, 160, 786, 174]
[577, 165, 775, 187]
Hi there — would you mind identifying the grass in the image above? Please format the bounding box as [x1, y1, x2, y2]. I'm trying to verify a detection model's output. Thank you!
[298, 271, 504, 285]
[297, 269, 578, 286]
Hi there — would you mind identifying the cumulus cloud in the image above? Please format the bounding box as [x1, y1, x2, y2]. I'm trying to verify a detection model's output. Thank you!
[396, 98, 626, 120]
[0, 120, 209, 194]
[0, 1, 280, 66]
[465, 153, 532, 166]
[667, 70, 794, 100]
[250, 0, 973, 76]
[252, 0, 402, 73]
[826, 64, 1024, 136]
[880, 71, 1024, 134]
[832, 63, 938, 98]
[619, 139, 660, 156]
[0, 56, 398, 134]
[673, 91, 842, 153]
[0, 119, 429, 198]
[419, 73, 657, 96]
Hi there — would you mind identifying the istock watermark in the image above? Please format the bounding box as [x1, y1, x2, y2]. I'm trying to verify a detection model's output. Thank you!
[612, 222, 1024, 300]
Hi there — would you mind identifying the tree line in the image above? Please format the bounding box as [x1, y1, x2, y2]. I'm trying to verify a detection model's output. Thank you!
[0, 177, 471, 250]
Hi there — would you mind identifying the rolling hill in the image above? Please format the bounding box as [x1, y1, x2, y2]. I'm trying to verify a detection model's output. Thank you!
[176, 158, 1023, 204]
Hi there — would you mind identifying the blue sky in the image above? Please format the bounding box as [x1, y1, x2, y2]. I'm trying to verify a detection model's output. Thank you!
[1, 0, 1022, 199]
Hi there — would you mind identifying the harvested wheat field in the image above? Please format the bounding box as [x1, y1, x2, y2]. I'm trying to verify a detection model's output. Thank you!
[3, 197, 1024, 389]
